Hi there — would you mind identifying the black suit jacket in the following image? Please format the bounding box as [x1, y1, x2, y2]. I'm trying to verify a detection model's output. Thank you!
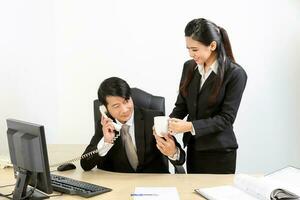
[170, 59, 247, 151]
[81, 107, 185, 173]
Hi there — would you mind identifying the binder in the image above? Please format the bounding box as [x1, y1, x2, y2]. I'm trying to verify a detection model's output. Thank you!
[195, 166, 300, 200]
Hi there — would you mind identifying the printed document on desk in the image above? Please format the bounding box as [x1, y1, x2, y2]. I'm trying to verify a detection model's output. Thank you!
[133, 187, 179, 200]
[264, 166, 300, 189]
[195, 173, 300, 200]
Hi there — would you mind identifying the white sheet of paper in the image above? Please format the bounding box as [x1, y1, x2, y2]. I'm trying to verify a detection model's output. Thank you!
[133, 187, 179, 200]
[196, 185, 259, 200]
[264, 166, 300, 196]
[265, 166, 300, 187]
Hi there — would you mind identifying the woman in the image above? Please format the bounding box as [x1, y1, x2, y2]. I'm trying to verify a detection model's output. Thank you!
[168, 18, 247, 174]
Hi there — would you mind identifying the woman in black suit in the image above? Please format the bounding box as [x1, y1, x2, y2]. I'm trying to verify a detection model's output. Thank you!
[168, 18, 247, 174]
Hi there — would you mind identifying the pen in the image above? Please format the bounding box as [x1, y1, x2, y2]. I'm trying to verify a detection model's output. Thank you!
[130, 193, 159, 196]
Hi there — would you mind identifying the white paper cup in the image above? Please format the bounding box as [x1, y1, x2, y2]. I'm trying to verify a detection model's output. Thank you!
[154, 116, 169, 137]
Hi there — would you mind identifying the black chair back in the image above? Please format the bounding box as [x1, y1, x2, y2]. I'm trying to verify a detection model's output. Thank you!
[131, 88, 165, 115]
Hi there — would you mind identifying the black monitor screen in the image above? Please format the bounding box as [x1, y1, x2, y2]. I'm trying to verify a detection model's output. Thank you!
[6, 119, 53, 199]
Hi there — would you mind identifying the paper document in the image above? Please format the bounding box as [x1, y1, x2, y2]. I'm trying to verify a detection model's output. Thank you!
[195, 166, 300, 200]
[195, 185, 258, 200]
[133, 187, 179, 200]
[265, 166, 300, 190]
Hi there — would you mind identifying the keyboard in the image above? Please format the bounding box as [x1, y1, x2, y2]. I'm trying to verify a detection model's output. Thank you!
[51, 174, 112, 198]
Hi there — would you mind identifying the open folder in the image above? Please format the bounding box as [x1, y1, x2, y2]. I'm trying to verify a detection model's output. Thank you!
[195, 166, 300, 200]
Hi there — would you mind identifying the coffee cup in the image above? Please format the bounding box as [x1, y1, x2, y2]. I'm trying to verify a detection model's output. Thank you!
[154, 116, 169, 137]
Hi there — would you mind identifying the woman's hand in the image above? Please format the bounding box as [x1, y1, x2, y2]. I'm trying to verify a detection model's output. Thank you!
[168, 118, 193, 135]
[101, 116, 116, 143]
[153, 129, 177, 157]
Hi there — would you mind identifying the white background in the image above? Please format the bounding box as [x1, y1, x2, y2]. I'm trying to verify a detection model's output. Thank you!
[0, 0, 299, 173]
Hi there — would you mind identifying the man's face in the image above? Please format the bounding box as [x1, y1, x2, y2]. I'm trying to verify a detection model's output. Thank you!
[106, 96, 134, 124]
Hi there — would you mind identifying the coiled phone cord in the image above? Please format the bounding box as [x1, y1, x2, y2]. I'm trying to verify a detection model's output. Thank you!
[49, 132, 121, 168]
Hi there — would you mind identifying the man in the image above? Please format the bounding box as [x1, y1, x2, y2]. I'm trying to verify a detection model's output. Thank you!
[80, 77, 185, 173]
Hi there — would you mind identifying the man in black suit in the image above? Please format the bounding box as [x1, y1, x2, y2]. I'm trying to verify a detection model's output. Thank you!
[80, 77, 185, 173]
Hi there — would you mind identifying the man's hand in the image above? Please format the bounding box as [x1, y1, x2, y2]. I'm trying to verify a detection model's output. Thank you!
[153, 129, 177, 157]
[101, 116, 116, 143]
[168, 118, 192, 135]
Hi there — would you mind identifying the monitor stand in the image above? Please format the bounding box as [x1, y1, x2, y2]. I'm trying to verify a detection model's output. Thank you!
[24, 186, 50, 200]
[13, 169, 49, 200]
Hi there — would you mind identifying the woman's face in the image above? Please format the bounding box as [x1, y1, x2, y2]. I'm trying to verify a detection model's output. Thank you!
[185, 36, 214, 65]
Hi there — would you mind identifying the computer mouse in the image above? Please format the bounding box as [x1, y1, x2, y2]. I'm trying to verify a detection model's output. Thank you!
[57, 163, 76, 171]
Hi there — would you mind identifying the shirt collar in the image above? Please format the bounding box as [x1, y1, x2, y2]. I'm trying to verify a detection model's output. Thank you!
[116, 111, 134, 127]
[197, 60, 218, 75]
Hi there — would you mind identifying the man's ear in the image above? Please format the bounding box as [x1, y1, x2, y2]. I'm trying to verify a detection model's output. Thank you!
[210, 41, 217, 51]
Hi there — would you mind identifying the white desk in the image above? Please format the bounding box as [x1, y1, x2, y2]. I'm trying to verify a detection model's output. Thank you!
[0, 144, 236, 199]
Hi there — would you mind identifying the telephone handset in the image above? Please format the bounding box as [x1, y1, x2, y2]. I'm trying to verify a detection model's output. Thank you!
[49, 106, 122, 169]
[99, 105, 122, 131]
[99, 105, 121, 144]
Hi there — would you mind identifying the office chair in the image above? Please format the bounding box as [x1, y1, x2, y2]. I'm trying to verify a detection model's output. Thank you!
[93, 87, 185, 174]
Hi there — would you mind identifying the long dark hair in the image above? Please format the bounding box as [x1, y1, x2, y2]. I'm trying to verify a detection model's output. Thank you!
[180, 18, 235, 103]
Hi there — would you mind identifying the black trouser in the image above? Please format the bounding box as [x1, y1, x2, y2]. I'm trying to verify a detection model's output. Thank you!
[187, 146, 236, 174]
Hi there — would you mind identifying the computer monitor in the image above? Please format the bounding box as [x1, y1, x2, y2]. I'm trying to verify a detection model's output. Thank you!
[6, 119, 53, 199]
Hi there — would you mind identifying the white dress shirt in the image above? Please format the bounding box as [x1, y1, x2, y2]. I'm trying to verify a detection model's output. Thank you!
[198, 60, 218, 90]
[97, 112, 135, 156]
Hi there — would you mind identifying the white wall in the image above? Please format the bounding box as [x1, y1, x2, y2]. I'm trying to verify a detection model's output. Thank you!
[0, 1, 58, 155]
[1, 0, 299, 173]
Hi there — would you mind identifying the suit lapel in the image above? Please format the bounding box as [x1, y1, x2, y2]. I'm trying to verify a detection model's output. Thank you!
[198, 71, 217, 95]
[133, 108, 145, 165]
[188, 70, 201, 117]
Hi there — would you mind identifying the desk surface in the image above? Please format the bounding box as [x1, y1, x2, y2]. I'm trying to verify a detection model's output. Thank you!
[0, 144, 235, 199]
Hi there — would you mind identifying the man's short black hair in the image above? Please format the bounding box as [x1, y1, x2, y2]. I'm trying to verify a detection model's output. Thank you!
[98, 77, 131, 106]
